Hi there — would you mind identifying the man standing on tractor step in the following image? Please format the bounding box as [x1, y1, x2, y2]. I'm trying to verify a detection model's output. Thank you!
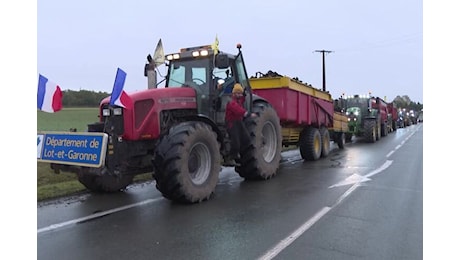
[224, 83, 256, 166]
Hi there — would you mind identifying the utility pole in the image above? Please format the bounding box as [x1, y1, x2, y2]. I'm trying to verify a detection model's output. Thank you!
[314, 50, 333, 92]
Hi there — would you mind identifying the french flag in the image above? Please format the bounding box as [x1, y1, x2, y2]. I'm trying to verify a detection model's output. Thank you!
[109, 68, 133, 109]
[37, 74, 63, 113]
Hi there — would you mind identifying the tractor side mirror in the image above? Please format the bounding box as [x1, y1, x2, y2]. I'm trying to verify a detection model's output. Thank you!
[215, 54, 229, 69]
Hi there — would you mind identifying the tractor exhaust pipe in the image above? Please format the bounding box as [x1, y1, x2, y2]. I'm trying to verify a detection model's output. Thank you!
[145, 55, 157, 89]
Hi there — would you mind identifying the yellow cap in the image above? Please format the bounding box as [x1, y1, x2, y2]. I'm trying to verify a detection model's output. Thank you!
[232, 83, 243, 94]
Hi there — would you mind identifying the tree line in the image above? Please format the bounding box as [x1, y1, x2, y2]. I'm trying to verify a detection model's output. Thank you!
[62, 90, 110, 107]
[62, 89, 423, 112]
[392, 95, 423, 112]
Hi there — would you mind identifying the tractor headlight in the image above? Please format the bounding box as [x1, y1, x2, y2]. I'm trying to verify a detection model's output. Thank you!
[192, 50, 209, 57]
[166, 53, 180, 60]
[113, 108, 123, 116]
[102, 108, 110, 116]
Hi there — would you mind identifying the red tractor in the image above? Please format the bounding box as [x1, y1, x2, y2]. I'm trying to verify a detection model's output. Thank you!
[50, 43, 282, 203]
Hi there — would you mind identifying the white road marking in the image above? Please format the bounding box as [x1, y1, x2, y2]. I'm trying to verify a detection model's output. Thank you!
[257, 207, 331, 260]
[328, 160, 393, 188]
[37, 198, 162, 234]
[364, 160, 393, 178]
[328, 173, 371, 188]
[386, 150, 395, 157]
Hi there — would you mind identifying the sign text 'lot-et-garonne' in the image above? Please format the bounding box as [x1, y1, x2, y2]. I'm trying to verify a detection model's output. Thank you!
[37, 132, 108, 167]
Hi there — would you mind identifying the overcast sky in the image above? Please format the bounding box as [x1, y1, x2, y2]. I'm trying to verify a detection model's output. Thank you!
[38, 0, 423, 103]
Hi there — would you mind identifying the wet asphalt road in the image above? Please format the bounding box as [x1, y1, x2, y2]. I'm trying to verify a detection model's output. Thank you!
[37, 124, 423, 260]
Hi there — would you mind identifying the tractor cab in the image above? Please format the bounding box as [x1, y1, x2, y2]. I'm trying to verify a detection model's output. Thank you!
[345, 95, 372, 118]
[164, 44, 253, 126]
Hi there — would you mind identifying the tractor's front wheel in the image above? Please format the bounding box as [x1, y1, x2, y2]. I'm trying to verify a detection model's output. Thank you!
[336, 132, 345, 149]
[153, 122, 221, 203]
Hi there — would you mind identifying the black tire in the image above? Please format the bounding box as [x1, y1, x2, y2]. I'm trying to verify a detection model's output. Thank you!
[337, 132, 345, 149]
[320, 127, 331, 158]
[299, 127, 322, 161]
[381, 122, 388, 137]
[235, 104, 282, 180]
[77, 168, 134, 192]
[364, 119, 377, 143]
[152, 122, 221, 203]
[345, 133, 353, 143]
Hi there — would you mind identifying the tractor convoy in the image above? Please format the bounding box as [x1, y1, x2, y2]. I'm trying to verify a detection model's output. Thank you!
[39, 42, 404, 203]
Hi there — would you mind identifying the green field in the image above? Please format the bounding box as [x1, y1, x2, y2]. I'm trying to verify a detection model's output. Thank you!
[37, 107, 100, 132]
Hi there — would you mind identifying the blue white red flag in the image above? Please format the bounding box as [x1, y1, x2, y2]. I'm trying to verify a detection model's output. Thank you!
[109, 68, 133, 109]
[37, 74, 63, 113]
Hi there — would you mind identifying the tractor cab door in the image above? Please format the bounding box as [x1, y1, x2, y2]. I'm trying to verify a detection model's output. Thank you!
[233, 52, 253, 113]
[211, 52, 253, 127]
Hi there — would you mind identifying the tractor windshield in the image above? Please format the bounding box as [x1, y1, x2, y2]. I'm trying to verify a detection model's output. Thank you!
[346, 97, 368, 108]
[166, 58, 210, 96]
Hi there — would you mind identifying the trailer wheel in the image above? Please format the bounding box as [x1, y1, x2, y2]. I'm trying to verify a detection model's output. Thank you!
[320, 127, 331, 158]
[77, 168, 134, 192]
[337, 132, 345, 149]
[152, 122, 220, 203]
[299, 127, 322, 161]
[345, 133, 353, 143]
[364, 119, 377, 143]
[236, 104, 282, 180]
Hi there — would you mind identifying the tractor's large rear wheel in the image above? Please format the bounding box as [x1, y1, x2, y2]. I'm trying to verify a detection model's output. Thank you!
[299, 127, 322, 161]
[236, 104, 282, 180]
[77, 168, 134, 192]
[153, 122, 221, 203]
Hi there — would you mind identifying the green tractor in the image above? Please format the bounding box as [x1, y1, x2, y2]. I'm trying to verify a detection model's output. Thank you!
[343, 94, 388, 143]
